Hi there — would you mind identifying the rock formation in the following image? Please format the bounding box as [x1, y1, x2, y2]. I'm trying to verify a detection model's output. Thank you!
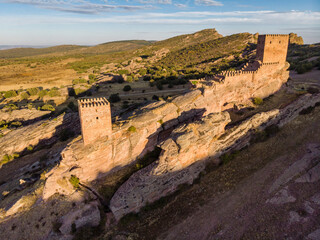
[42, 34, 291, 204]
[110, 93, 320, 219]
[289, 33, 304, 45]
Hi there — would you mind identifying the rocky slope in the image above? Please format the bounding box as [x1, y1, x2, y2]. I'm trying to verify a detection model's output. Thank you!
[110, 93, 320, 219]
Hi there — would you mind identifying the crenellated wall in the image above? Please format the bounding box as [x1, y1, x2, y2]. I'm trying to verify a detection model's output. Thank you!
[42, 34, 291, 200]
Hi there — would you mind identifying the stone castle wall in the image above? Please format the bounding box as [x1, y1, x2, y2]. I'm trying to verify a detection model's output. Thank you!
[43, 34, 291, 200]
[256, 34, 289, 64]
[78, 98, 112, 145]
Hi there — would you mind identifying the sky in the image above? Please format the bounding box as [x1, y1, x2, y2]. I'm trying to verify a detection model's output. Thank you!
[0, 0, 319, 45]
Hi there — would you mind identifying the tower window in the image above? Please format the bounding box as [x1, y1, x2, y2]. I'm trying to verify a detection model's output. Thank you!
[279, 41, 281, 44]
[96, 117, 99, 119]
[270, 41, 272, 44]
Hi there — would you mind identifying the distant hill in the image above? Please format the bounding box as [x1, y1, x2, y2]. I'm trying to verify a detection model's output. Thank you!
[74, 40, 153, 55]
[139, 29, 223, 55]
[0, 40, 153, 59]
[0, 45, 86, 58]
[159, 33, 254, 69]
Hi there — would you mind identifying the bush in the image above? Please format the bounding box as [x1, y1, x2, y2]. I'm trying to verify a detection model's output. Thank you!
[20, 92, 30, 100]
[4, 104, 19, 111]
[139, 68, 147, 76]
[1, 154, 12, 165]
[118, 69, 129, 75]
[41, 104, 55, 111]
[27, 145, 33, 151]
[48, 88, 61, 97]
[38, 90, 48, 98]
[27, 103, 33, 110]
[252, 97, 263, 105]
[152, 95, 159, 101]
[10, 121, 22, 128]
[3, 90, 17, 98]
[108, 93, 121, 103]
[126, 76, 133, 82]
[127, 126, 136, 133]
[27, 88, 40, 96]
[123, 85, 132, 92]
[72, 78, 87, 85]
[156, 82, 163, 90]
[69, 175, 80, 189]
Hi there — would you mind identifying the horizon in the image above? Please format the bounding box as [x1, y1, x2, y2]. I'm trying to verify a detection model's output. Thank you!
[0, 0, 319, 45]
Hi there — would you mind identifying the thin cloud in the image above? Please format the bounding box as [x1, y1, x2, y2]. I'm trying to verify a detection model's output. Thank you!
[6, 0, 154, 14]
[175, 3, 187, 8]
[195, 0, 223, 7]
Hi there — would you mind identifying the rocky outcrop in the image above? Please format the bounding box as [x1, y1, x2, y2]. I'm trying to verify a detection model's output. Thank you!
[289, 33, 304, 45]
[0, 109, 51, 122]
[0, 113, 79, 166]
[42, 60, 290, 200]
[110, 93, 320, 219]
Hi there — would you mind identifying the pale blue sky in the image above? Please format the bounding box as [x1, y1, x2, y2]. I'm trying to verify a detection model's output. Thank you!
[0, 0, 319, 45]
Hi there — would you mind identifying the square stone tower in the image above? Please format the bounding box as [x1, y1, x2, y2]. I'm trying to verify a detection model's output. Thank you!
[256, 34, 289, 64]
[78, 97, 112, 145]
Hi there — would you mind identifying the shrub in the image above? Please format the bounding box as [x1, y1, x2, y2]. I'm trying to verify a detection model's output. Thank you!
[41, 104, 55, 111]
[118, 69, 129, 75]
[20, 92, 30, 100]
[4, 90, 17, 98]
[139, 68, 147, 76]
[156, 82, 163, 90]
[27, 103, 33, 110]
[123, 85, 132, 92]
[38, 90, 48, 98]
[10, 121, 22, 128]
[27, 145, 33, 151]
[27, 88, 40, 96]
[252, 97, 263, 105]
[1, 154, 12, 165]
[69, 175, 80, 189]
[126, 76, 133, 82]
[72, 78, 87, 85]
[128, 126, 136, 133]
[4, 104, 18, 111]
[48, 88, 61, 97]
[152, 95, 159, 101]
[108, 93, 121, 103]
[74, 88, 87, 96]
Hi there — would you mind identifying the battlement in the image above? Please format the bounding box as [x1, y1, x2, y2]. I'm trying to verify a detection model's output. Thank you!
[264, 34, 289, 37]
[78, 97, 109, 108]
[78, 97, 112, 145]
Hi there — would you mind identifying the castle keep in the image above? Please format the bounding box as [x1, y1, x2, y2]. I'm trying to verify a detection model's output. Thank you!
[78, 98, 112, 145]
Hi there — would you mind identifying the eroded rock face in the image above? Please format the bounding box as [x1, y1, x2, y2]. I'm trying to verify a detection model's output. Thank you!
[0, 109, 51, 122]
[42, 61, 291, 200]
[0, 113, 79, 166]
[109, 93, 320, 220]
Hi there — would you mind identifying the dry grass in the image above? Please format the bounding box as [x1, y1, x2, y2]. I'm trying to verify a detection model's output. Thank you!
[0, 58, 84, 91]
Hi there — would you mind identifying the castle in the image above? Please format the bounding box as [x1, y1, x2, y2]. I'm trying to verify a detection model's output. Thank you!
[77, 34, 289, 146]
[78, 97, 112, 145]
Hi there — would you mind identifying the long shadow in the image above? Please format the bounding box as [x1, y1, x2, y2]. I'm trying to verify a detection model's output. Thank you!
[0, 113, 81, 205]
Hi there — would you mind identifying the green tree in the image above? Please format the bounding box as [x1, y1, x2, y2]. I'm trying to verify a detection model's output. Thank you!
[123, 85, 132, 92]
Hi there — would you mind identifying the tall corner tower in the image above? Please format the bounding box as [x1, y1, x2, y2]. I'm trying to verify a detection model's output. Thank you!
[256, 34, 289, 64]
[78, 97, 112, 145]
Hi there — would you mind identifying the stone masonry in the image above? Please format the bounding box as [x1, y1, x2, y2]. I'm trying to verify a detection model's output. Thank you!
[78, 97, 112, 145]
[43, 34, 291, 200]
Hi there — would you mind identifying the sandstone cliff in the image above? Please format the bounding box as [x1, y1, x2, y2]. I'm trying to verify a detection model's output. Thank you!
[42, 60, 290, 200]
[289, 33, 304, 45]
[109, 93, 320, 219]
